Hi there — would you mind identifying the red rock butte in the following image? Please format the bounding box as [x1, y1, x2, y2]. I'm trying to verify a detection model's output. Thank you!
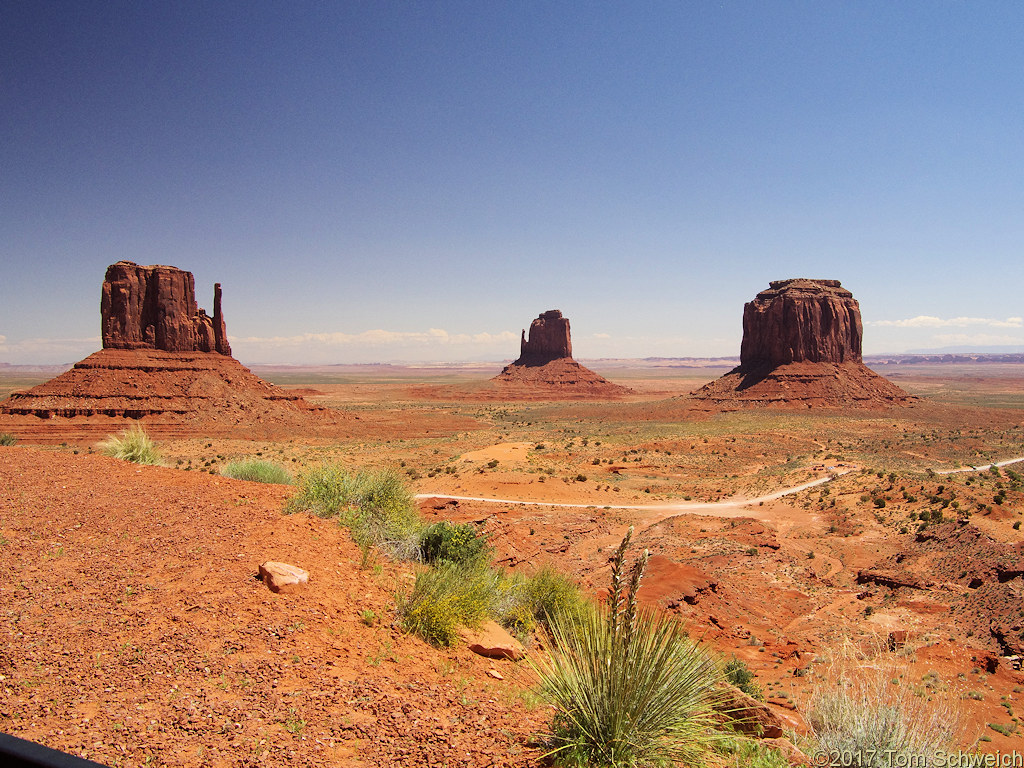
[693, 279, 914, 409]
[0, 262, 342, 441]
[490, 310, 629, 398]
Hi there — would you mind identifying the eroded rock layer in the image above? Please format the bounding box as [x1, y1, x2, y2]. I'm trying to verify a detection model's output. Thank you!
[516, 309, 572, 366]
[693, 279, 913, 409]
[0, 349, 337, 440]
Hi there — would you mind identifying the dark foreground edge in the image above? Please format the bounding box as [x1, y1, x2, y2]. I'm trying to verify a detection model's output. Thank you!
[0, 733, 110, 768]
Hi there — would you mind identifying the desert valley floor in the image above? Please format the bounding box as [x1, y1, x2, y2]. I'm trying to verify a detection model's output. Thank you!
[1, 360, 1023, 766]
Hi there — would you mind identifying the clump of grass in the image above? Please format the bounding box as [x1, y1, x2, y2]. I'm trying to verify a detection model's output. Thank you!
[0, 433, 17, 446]
[532, 527, 723, 767]
[806, 639, 957, 766]
[286, 465, 422, 560]
[99, 424, 160, 465]
[398, 560, 499, 646]
[221, 459, 292, 485]
[419, 520, 490, 566]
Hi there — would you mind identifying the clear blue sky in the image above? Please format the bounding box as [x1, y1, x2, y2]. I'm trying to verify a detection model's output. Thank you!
[2, 1, 1022, 364]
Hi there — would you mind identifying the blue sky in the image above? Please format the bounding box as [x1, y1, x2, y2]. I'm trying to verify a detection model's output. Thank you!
[2, 1, 1022, 365]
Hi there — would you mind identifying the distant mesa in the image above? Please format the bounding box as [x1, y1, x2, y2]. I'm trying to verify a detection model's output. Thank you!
[0, 261, 338, 441]
[490, 310, 629, 398]
[515, 309, 572, 366]
[692, 279, 914, 409]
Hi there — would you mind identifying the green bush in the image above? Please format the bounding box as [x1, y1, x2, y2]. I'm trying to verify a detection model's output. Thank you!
[807, 641, 956, 766]
[398, 560, 499, 646]
[99, 424, 160, 465]
[0, 433, 17, 446]
[724, 657, 763, 700]
[286, 465, 422, 560]
[419, 521, 489, 566]
[221, 459, 293, 484]
[494, 565, 588, 636]
[532, 528, 722, 767]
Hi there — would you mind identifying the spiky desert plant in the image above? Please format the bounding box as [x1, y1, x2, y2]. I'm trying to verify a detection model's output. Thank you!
[99, 424, 160, 465]
[532, 527, 723, 767]
[221, 459, 293, 485]
[0, 432, 17, 446]
[806, 639, 957, 767]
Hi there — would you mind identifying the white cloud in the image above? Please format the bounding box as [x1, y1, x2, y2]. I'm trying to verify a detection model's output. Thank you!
[592, 332, 611, 339]
[231, 328, 517, 348]
[0, 336, 99, 364]
[931, 333, 1024, 346]
[868, 316, 1023, 329]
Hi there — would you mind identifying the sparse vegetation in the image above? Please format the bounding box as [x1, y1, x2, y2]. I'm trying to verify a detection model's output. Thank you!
[0, 432, 17, 446]
[221, 459, 292, 484]
[531, 528, 722, 767]
[286, 465, 422, 560]
[724, 657, 763, 700]
[99, 424, 161, 465]
[419, 521, 490, 566]
[806, 640, 956, 766]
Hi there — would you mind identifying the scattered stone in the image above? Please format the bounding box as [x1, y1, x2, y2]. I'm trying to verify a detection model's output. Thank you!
[458, 621, 525, 661]
[761, 737, 812, 766]
[258, 561, 309, 594]
[715, 683, 785, 738]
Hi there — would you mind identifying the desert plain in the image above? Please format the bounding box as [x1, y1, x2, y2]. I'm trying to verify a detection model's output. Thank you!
[1, 358, 1023, 766]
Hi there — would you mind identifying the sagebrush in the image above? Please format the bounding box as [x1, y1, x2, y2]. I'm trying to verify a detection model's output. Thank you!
[806, 640, 957, 767]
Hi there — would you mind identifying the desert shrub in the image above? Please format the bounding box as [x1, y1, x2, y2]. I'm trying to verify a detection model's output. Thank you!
[221, 459, 292, 485]
[419, 521, 489, 566]
[494, 565, 588, 636]
[99, 424, 160, 465]
[806, 640, 957, 766]
[724, 657, 763, 700]
[398, 560, 499, 646]
[532, 528, 722, 767]
[0, 433, 17, 446]
[286, 465, 422, 560]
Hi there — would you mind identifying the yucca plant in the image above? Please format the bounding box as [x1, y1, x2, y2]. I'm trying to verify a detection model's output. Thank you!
[98, 424, 160, 465]
[532, 528, 723, 767]
[0, 432, 17, 446]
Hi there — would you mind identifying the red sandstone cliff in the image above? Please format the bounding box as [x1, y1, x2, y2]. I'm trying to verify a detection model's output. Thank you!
[740, 279, 861, 370]
[101, 261, 231, 355]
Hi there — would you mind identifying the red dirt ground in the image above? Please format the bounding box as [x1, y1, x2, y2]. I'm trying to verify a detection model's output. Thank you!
[0, 448, 545, 767]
